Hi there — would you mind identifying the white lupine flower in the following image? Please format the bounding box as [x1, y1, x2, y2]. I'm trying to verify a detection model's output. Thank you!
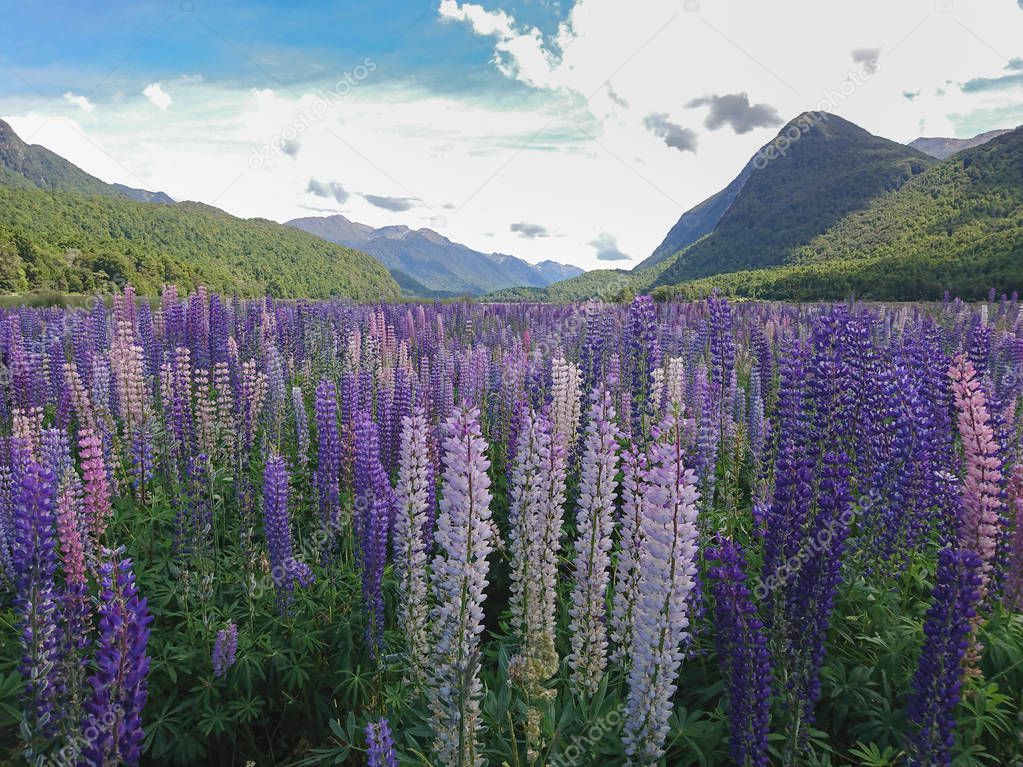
[665, 356, 686, 413]
[536, 410, 568, 646]
[507, 409, 562, 762]
[610, 444, 648, 664]
[551, 353, 582, 448]
[623, 407, 700, 765]
[508, 409, 545, 643]
[428, 406, 494, 767]
[568, 387, 621, 695]
[394, 406, 432, 686]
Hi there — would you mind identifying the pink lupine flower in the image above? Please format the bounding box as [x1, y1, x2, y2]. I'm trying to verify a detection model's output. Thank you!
[948, 354, 1002, 592]
[79, 428, 113, 541]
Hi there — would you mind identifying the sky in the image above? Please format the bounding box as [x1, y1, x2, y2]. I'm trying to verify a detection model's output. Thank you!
[1, 0, 1022, 271]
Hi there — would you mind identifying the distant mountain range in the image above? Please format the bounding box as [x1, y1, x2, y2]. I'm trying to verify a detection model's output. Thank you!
[908, 129, 1012, 160]
[286, 213, 582, 296]
[0, 119, 400, 299]
[490, 114, 1022, 302]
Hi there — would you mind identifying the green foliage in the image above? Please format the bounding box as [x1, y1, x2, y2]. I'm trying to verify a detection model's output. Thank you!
[0, 186, 401, 300]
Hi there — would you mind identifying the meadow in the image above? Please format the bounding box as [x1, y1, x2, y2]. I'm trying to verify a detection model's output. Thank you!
[1, 286, 1022, 766]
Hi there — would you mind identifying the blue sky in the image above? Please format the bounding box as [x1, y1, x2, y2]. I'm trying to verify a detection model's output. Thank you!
[1, 1, 1022, 270]
[0, 1, 557, 95]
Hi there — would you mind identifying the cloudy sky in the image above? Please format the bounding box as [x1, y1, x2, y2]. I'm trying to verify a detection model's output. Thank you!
[2, 0, 1022, 270]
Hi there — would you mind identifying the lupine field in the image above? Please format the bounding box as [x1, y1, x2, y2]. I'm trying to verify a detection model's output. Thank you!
[1, 285, 1023, 767]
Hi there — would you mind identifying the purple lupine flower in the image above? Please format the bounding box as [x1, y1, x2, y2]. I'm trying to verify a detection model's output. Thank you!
[212, 622, 239, 677]
[707, 539, 771, 767]
[427, 406, 494, 767]
[82, 552, 153, 767]
[906, 549, 983, 767]
[567, 386, 621, 695]
[262, 455, 312, 609]
[13, 461, 64, 749]
[314, 379, 341, 531]
[292, 386, 310, 468]
[366, 717, 397, 767]
[623, 406, 700, 764]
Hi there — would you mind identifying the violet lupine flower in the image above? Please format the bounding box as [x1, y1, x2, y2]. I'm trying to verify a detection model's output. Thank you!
[354, 410, 393, 651]
[0, 465, 14, 585]
[212, 622, 239, 677]
[623, 407, 700, 764]
[948, 354, 1002, 593]
[393, 406, 432, 684]
[610, 445, 647, 664]
[314, 379, 341, 530]
[82, 552, 153, 767]
[905, 549, 983, 767]
[366, 717, 397, 767]
[262, 455, 312, 609]
[624, 295, 661, 436]
[568, 387, 621, 696]
[427, 406, 494, 767]
[13, 461, 64, 748]
[707, 540, 771, 767]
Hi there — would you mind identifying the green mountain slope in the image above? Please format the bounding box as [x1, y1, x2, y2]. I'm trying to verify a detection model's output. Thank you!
[653, 126, 1023, 301]
[652, 112, 935, 287]
[0, 119, 136, 197]
[0, 120, 400, 300]
[793, 126, 1023, 267]
[0, 186, 400, 299]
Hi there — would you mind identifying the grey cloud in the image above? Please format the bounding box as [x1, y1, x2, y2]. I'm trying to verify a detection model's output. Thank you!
[851, 47, 881, 74]
[607, 83, 629, 108]
[590, 233, 630, 261]
[1006, 57, 1023, 71]
[282, 138, 301, 157]
[642, 113, 698, 153]
[364, 194, 417, 211]
[510, 221, 550, 239]
[306, 178, 348, 203]
[685, 93, 782, 134]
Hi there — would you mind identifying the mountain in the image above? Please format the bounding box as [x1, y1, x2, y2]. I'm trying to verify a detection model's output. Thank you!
[909, 129, 1012, 160]
[0, 121, 399, 300]
[650, 126, 1023, 301]
[489, 114, 1021, 304]
[287, 213, 582, 296]
[651, 112, 936, 288]
[638, 159, 755, 271]
[0, 119, 173, 203]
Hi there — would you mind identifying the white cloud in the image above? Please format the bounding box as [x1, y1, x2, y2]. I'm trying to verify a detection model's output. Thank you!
[62, 92, 95, 113]
[142, 83, 172, 110]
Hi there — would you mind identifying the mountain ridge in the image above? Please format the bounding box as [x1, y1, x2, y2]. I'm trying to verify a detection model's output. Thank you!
[286, 213, 582, 296]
